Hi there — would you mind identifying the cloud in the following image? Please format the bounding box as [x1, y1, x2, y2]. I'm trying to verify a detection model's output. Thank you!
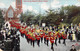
[11, 1, 16, 8]
[33, 10, 38, 14]
[41, 3, 49, 10]
[51, 0, 61, 8]
[22, 4, 38, 13]
[0, 2, 6, 8]
[22, 4, 33, 12]
[27, 6, 33, 11]
[75, 2, 80, 6]
[10, 2, 36, 13]
[51, 0, 60, 5]
[63, 4, 68, 7]
[23, 4, 27, 11]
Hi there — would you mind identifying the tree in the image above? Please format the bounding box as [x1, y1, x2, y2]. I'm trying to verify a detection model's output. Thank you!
[45, 9, 61, 26]
[20, 5, 80, 26]
[60, 5, 80, 24]
[72, 15, 80, 24]
[20, 11, 36, 25]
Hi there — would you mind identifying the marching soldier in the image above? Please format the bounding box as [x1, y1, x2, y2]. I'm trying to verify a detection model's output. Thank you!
[20, 25, 27, 37]
[40, 32, 44, 43]
[54, 32, 57, 46]
[50, 36, 54, 50]
[32, 33, 36, 47]
[57, 31, 61, 44]
[46, 35, 49, 46]
[36, 34, 40, 47]
[29, 36, 32, 46]
[27, 34, 31, 43]
[44, 34, 47, 44]
[62, 33, 67, 45]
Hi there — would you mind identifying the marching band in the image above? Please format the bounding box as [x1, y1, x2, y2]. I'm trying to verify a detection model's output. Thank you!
[0, 20, 80, 51]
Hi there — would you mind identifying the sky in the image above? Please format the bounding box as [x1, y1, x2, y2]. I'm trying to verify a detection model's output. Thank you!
[0, 0, 80, 14]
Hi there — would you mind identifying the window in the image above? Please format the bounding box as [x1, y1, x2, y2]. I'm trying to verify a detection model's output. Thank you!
[8, 9, 13, 18]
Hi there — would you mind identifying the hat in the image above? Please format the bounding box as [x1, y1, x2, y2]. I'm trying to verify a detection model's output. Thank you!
[72, 45, 75, 47]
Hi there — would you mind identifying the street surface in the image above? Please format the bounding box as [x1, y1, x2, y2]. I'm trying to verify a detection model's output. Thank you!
[17, 31, 80, 51]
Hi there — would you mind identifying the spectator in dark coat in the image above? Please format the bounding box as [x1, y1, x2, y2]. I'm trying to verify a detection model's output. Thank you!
[70, 45, 76, 51]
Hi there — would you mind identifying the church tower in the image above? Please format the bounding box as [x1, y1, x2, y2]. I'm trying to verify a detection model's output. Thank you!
[16, 0, 22, 15]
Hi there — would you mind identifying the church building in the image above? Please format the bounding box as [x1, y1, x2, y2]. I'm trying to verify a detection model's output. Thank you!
[5, 0, 22, 21]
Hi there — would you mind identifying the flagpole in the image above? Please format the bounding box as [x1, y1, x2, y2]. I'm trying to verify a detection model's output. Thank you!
[39, 3, 41, 26]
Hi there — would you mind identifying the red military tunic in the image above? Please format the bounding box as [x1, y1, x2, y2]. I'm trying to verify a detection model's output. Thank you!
[62, 34, 67, 39]
[20, 26, 27, 34]
[28, 34, 30, 39]
[32, 37, 35, 41]
[50, 37, 54, 43]
[36, 36, 40, 40]
[25, 33, 28, 37]
[44, 35, 48, 39]
[40, 34, 43, 38]
[48, 31, 51, 36]
[46, 36, 50, 40]
[29, 36, 32, 40]
[24, 31, 26, 34]
[40, 33, 44, 38]
[36, 35, 40, 40]
[57, 33, 62, 38]
[31, 29, 34, 33]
